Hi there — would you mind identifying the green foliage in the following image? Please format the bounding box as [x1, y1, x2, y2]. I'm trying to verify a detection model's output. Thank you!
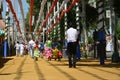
[116, 26, 120, 40]
[78, 3, 98, 30]
[54, 26, 59, 40]
[26, 0, 42, 30]
[25, 12, 30, 28]
[26, 0, 30, 4]
[60, 17, 65, 40]
[86, 4, 98, 28]
[50, 30, 54, 40]
[88, 36, 94, 44]
[113, 0, 120, 17]
[67, 9, 76, 26]
[25, 0, 98, 41]
[33, 0, 42, 22]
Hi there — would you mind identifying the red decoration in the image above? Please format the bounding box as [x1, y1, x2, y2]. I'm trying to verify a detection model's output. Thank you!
[6, 0, 22, 34]
[38, 0, 59, 34]
[46, 0, 81, 34]
[29, 0, 34, 33]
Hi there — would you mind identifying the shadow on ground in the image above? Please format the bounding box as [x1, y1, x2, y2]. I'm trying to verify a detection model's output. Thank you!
[76, 62, 120, 68]
[0, 57, 13, 68]
[57, 58, 120, 68]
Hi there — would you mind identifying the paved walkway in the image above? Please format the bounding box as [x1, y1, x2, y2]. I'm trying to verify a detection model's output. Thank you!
[0, 55, 120, 80]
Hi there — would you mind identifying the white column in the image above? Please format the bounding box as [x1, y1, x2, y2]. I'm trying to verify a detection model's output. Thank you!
[47, 2, 51, 38]
[57, 2, 60, 40]
[5, 5, 9, 40]
[54, 5, 56, 38]
[64, 3, 67, 36]
[76, 2, 80, 30]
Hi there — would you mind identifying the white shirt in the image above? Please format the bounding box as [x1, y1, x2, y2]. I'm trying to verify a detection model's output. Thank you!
[19, 44, 24, 50]
[66, 27, 78, 42]
[15, 43, 20, 50]
[29, 40, 35, 48]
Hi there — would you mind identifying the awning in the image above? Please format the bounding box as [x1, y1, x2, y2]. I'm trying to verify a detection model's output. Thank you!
[0, 19, 5, 29]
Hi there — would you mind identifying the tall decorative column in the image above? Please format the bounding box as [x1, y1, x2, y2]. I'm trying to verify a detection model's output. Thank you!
[57, 2, 60, 40]
[64, 3, 67, 38]
[54, 5, 56, 39]
[4, 3, 10, 58]
[76, 2, 80, 30]
[97, 0, 105, 30]
[97, 0, 106, 64]
[47, 2, 51, 38]
[82, 0, 88, 57]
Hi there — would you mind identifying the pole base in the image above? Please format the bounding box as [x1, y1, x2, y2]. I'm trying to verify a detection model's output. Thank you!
[100, 56, 105, 65]
[112, 52, 120, 62]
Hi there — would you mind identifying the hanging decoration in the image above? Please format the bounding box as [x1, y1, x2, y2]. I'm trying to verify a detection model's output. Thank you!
[37, 0, 59, 34]
[6, 0, 22, 34]
[45, 0, 81, 34]
[18, 0, 27, 41]
[29, 0, 34, 33]
[34, 0, 47, 33]
[18, 0, 25, 27]
[47, 0, 68, 29]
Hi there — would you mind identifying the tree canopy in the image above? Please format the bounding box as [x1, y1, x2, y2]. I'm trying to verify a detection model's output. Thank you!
[113, 0, 120, 17]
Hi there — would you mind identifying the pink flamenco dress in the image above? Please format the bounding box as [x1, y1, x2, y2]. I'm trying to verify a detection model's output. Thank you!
[44, 48, 53, 60]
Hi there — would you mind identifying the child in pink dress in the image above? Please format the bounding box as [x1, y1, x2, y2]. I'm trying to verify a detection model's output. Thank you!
[44, 37, 53, 60]
[44, 48, 53, 60]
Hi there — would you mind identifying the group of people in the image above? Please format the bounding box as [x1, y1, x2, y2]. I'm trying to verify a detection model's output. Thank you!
[15, 39, 41, 60]
[43, 38, 62, 61]
[15, 41, 28, 57]
[14, 22, 81, 68]
[14, 37, 63, 61]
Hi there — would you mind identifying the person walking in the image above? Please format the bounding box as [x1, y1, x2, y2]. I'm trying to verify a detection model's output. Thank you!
[33, 41, 40, 61]
[66, 22, 78, 68]
[44, 37, 53, 60]
[39, 40, 44, 58]
[19, 42, 24, 57]
[28, 38, 35, 58]
[45, 37, 52, 48]
[15, 41, 20, 57]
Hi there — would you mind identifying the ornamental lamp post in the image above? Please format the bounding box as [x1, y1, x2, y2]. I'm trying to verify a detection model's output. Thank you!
[112, 11, 120, 62]
[108, 0, 120, 62]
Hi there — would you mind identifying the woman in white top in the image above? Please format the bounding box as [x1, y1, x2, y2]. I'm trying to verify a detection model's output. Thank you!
[28, 39, 35, 58]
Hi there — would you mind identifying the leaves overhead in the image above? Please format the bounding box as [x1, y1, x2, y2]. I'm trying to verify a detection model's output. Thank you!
[113, 0, 120, 17]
